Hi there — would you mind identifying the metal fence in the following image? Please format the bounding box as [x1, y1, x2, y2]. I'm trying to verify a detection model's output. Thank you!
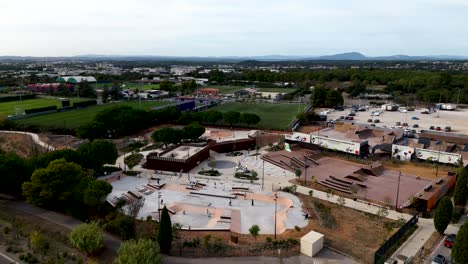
[374, 213, 419, 264]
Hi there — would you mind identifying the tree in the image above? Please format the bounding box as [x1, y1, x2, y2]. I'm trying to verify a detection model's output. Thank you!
[453, 168, 468, 206]
[182, 123, 206, 141]
[325, 89, 344, 107]
[295, 169, 302, 178]
[110, 82, 122, 100]
[30, 231, 49, 258]
[249, 224, 260, 241]
[22, 159, 84, 209]
[223, 111, 240, 127]
[0, 152, 33, 195]
[83, 180, 113, 208]
[69, 222, 104, 255]
[434, 197, 453, 234]
[310, 85, 327, 107]
[160, 80, 174, 91]
[117, 238, 162, 264]
[77, 121, 107, 141]
[205, 110, 223, 125]
[78, 81, 96, 98]
[158, 206, 173, 255]
[452, 221, 468, 264]
[77, 140, 118, 170]
[151, 127, 182, 148]
[126, 198, 146, 220]
[240, 113, 261, 127]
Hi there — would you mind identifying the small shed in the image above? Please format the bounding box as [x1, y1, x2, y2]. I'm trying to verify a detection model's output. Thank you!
[300, 231, 324, 257]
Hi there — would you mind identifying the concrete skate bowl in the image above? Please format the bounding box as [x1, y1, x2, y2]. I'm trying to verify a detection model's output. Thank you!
[210, 160, 237, 169]
[168, 203, 231, 231]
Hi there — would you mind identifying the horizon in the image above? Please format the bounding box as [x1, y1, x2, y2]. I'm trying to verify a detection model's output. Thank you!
[1, 0, 468, 57]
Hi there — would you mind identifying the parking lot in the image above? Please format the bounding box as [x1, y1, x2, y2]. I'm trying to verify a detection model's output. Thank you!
[326, 107, 468, 134]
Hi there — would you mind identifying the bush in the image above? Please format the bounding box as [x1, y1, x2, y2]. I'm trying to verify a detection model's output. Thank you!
[105, 215, 135, 240]
[3, 226, 10, 234]
[294, 226, 301, 232]
[73, 100, 97, 108]
[0, 94, 36, 102]
[198, 169, 221, 176]
[124, 153, 144, 169]
[19, 253, 39, 264]
[24, 105, 57, 114]
[117, 239, 162, 264]
[69, 222, 104, 255]
[282, 185, 297, 194]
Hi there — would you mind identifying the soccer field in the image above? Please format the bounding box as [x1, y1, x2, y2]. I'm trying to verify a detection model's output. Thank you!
[0, 98, 85, 116]
[209, 102, 306, 130]
[16, 101, 171, 129]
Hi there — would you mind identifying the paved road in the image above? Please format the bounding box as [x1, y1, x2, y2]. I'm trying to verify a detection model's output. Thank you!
[0, 252, 18, 264]
[424, 237, 452, 264]
[164, 247, 360, 264]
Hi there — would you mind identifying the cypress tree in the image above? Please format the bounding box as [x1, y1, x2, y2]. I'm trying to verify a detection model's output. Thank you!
[452, 221, 468, 264]
[433, 197, 453, 234]
[453, 168, 468, 206]
[158, 206, 173, 255]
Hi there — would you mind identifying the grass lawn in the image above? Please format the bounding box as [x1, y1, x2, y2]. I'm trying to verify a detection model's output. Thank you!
[210, 102, 306, 130]
[257, 87, 296, 93]
[16, 101, 170, 129]
[0, 98, 86, 116]
[216, 86, 247, 94]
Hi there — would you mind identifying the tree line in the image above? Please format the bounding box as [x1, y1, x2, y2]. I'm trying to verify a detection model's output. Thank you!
[77, 106, 261, 141]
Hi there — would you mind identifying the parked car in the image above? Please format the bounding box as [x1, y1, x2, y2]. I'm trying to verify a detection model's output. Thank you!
[411, 116, 419, 120]
[402, 122, 408, 127]
[431, 254, 448, 264]
[373, 119, 380, 123]
[444, 126, 451, 132]
[396, 121, 401, 126]
[444, 234, 456, 248]
[367, 119, 373, 123]
[334, 106, 344, 111]
[413, 124, 419, 128]
[421, 110, 430, 114]
[338, 116, 345, 120]
[436, 126, 441, 131]
[348, 112, 356, 116]
[430, 126, 435, 130]
[371, 111, 380, 116]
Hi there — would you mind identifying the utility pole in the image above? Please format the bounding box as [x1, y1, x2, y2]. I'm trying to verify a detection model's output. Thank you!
[395, 172, 401, 212]
[274, 192, 278, 240]
[436, 140, 442, 178]
[456, 89, 461, 110]
[304, 157, 308, 186]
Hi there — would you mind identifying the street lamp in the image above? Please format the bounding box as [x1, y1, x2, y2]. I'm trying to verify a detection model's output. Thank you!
[395, 172, 401, 212]
[274, 192, 278, 240]
[304, 157, 309, 186]
[262, 158, 265, 190]
[158, 190, 162, 222]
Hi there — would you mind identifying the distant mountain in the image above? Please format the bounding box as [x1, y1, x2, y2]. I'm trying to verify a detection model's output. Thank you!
[313, 52, 367, 60]
[1, 52, 468, 62]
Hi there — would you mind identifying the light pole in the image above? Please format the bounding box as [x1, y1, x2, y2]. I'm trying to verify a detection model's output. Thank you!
[274, 192, 278, 240]
[262, 158, 265, 190]
[304, 157, 309, 186]
[395, 172, 401, 212]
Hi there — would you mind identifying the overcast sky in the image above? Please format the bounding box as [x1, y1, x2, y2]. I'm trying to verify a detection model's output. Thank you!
[1, 0, 468, 56]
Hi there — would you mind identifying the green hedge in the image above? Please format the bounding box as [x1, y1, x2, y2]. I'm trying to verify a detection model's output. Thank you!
[24, 105, 57, 114]
[0, 94, 36, 102]
[73, 100, 97, 108]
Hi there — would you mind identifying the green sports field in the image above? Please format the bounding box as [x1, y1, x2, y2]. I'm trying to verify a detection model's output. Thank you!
[209, 102, 306, 130]
[0, 98, 85, 116]
[94, 83, 160, 90]
[15, 101, 170, 129]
